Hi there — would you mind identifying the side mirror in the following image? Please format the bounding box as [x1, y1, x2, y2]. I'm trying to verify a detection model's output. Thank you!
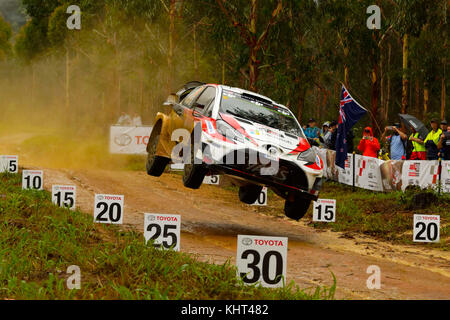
[163, 93, 178, 106]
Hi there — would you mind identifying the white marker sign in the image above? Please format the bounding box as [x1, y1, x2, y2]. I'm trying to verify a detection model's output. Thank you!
[144, 213, 181, 251]
[413, 214, 440, 243]
[236, 235, 287, 288]
[203, 175, 220, 185]
[0, 155, 18, 173]
[94, 194, 124, 224]
[252, 187, 267, 206]
[22, 170, 43, 190]
[52, 185, 76, 210]
[313, 199, 336, 222]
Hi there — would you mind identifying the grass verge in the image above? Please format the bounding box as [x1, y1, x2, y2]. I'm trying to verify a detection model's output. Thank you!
[251, 180, 449, 251]
[0, 171, 335, 300]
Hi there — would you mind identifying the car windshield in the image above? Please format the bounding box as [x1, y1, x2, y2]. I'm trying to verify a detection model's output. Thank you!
[219, 89, 305, 137]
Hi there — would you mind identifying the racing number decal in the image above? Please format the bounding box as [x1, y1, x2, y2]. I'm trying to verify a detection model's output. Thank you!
[144, 214, 181, 251]
[52, 185, 76, 210]
[313, 199, 336, 222]
[22, 170, 43, 190]
[413, 215, 440, 243]
[236, 235, 287, 288]
[94, 194, 124, 224]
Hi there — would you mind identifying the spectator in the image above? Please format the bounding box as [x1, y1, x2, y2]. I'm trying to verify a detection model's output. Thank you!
[132, 113, 143, 126]
[437, 121, 450, 160]
[326, 121, 338, 150]
[319, 121, 330, 147]
[381, 123, 408, 160]
[441, 119, 448, 132]
[424, 119, 443, 160]
[408, 127, 426, 160]
[357, 127, 380, 158]
[304, 118, 320, 139]
[117, 112, 132, 126]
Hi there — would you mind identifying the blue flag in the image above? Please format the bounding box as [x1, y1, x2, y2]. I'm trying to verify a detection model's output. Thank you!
[335, 85, 367, 169]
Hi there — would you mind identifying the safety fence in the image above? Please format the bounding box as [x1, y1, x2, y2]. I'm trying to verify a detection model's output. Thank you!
[314, 147, 450, 193]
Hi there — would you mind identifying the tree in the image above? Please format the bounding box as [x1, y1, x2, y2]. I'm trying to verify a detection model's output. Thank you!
[0, 14, 12, 60]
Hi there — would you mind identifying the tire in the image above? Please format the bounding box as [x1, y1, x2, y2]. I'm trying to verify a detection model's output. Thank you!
[239, 185, 263, 204]
[182, 133, 207, 189]
[284, 197, 311, 221]
[146, 131, 169, 177]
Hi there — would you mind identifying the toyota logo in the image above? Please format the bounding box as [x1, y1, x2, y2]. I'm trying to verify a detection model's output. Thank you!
[115, 134, 132, 146]
[242, 237, 253, 246]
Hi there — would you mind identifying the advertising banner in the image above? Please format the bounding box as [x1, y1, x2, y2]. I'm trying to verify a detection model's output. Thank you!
[401, 160, 440, 191]
[354, 155, 383, 191]
[110, 126, 152, 155]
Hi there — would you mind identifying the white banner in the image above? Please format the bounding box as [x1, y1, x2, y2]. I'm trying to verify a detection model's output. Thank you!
[338, 153, 353, 186]
[355, 155, 383, 191]
[109, 126, 153, 155]
[441, 161, 450, 193]
[401, 160, 440, 191]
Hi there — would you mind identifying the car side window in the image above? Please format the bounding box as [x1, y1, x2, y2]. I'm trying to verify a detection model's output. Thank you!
[193, 87, 216, 112]
[181, 86, 205, 108]
[203, 98, 215, 117]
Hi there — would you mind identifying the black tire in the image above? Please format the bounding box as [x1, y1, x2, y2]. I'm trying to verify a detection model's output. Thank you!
[146, 131, 169, 177]
[284, 197, 311, 221]
[239, 185, 263, 204]
[182, 133, 207, 189]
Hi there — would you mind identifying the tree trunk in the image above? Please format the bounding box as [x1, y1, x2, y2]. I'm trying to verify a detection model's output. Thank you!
[385, 43, 391, 121]
[297, 87, 306, 124]
[415, 78, 420, 118]
[442, 75, 446, 120]
[371, 63, 379, 135]
[424, 84, 429, 118]
[248, 0, 258, 91]
[193, 23, 198, 79]
[401, 34, 409, 114]
[168, 0, 176, 92]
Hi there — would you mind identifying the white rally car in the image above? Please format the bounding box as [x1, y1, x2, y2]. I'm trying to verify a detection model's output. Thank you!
[146, 83, 323, 220]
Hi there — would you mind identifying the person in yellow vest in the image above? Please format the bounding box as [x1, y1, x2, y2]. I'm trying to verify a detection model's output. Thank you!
[409, 127, 426, 160]
[424, 119, 443, 160]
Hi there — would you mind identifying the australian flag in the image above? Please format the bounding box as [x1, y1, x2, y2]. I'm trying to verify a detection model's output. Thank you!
[335, 85, 367, 169]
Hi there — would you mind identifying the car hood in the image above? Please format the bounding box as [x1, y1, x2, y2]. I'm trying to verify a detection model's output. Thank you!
[219, 113, 310, 155]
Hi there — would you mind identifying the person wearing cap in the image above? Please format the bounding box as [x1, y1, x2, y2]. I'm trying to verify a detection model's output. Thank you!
[319, 121, 330, 147]
[424, 119, 443, 160]
[437, 120, 450, 160]
[304, 118, 320, 139]
[381, 123, 408, 160]
[440, 120, 448, 132]
[408, 126, 426, 160]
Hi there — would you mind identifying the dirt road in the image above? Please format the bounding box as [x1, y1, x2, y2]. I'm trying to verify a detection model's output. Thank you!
[2, 133, 449, 299]
[35, 166, 448, 300]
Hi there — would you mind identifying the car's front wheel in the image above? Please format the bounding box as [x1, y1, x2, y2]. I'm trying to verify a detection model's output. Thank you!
[146, 131, 169, 177]
[284, 197, 311, 221]
[239, 184, 263, 204]
[183, 137, 207, 189]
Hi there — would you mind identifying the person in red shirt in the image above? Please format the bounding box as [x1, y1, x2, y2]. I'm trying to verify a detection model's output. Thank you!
[357, 127, 380, 158]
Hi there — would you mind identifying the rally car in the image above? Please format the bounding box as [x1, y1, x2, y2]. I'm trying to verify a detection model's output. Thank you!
[146, 82, 323, 220]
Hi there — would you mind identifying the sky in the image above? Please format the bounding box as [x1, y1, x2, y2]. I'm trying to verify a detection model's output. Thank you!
[0, 0, 27, 31]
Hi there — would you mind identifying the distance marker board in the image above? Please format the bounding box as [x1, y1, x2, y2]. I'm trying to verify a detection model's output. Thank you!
[236, 235, 287, 288]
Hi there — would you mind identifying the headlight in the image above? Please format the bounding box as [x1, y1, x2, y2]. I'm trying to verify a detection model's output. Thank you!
[297, 147, 316, 163]
[216, 120, 245, 143]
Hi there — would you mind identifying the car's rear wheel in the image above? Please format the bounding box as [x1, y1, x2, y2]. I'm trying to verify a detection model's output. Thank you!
[183, 135, 207, 189]
[146, 131, 169, 177]
[239, 184, 263, 204]
[284, 197, 311, 221]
